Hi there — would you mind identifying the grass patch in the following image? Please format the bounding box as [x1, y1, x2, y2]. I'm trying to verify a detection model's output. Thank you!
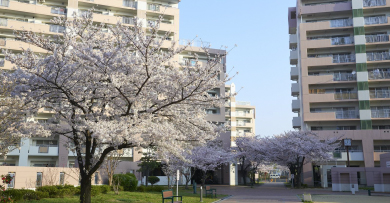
[359, 186, 374, 190]
[17, 188, 226, 203]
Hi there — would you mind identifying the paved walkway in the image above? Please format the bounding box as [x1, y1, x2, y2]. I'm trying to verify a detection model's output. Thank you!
[210, 182, 390, 203]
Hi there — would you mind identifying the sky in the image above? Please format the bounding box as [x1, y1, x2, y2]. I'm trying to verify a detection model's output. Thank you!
[178, 0, 297, 137]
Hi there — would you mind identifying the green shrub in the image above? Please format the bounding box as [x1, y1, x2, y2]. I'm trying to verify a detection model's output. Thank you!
[110, 185, 124, 192]
[137, 185, 165, 192]
[36, 185, 79, 198]
[99, 185, 111, 194]
[36, 186, 60, 198]
[147, 176, 160, 186]
[137, 185, 146, 192]
[35, 191, 49, 199]
[113, 173, 138, 191]
[1, 189, 45, 201]
[90, 186, 102, 197]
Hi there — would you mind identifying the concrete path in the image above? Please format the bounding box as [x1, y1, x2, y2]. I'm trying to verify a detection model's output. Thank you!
[210, 182, 390, 203]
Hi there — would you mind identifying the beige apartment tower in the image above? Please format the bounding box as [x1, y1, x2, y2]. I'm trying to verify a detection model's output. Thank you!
[289, 0, 390, 188]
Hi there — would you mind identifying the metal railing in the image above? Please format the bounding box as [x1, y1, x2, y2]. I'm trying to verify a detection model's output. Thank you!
[123, 0, 136, 8]
[330, 19, 353, 27]
[236, 101, 251, 106]
[371, 109, 390, 118]
[236, 112, 251, 117]
[333, 54, 356, 63]
[0, 17, 7, 26]
[370, 90, 390, 98]
[364, 16, 388, 25]
[367, 52, 390, 61]
[333, 73, 356, 81]
[364, 0, 386, 7]
[50, 25, 65, 33]
[0, 0, 9, 7]
[366, 34, 389, 43]
[334, 91, 358, 100]
[368, 70, 390, 80]
[122, 16, 134, 24]
[336, 110, 359, 119]
[51, 7, 66, 15]
[331, 36, 354, 45]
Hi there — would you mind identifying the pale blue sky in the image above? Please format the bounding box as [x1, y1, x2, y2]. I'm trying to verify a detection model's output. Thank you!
[179, 0, 297, 137]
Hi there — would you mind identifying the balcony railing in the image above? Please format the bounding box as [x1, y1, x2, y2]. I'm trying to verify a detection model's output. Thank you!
[331, 36, 354, 45]
[305, 1, 349, 6]
[336, 110, 359, 119]
[122, 16, 134, 24]
[370, 90, 390, 98]
[368, 69, 390, 80]
[0, 17, 7, 27]
[236, 101, 251, 106]
[367, 52, 390, 61]
[148, 4, 160, 11]
[236, 112, 251, 117]
[366, 34, 389, 43]
[364, 16, 388, 25]
[50, 25, 65, 33]
[333, 54, 356, 63]
[0, 0, 9, 7]
[330, 19, 353, 27]
[225, 112, 230, 116]
[371, 109, 390, 118]
[364, 0, 386, 7]
[51, 7, 66, 15]
[334, 91, 358, 100]
[123, 0, 136, 8]
[333, 73, 356, 81]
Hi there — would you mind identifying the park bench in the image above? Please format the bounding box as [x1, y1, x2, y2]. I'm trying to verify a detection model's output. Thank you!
[205, 185, 217, 198]
[162, 189, 182, 203]
[368, 190, 390, 196]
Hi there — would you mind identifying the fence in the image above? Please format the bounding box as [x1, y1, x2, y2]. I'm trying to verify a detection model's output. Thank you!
[363, 0, 386, 7]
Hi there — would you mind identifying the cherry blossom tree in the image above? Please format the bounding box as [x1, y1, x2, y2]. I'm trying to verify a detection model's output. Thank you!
[2, 12, 230, 203]
[234, 136, 267, 186]
[262, 131, 340, 188]
[0, 75, 50, 158]
[186, 145, 233, 187]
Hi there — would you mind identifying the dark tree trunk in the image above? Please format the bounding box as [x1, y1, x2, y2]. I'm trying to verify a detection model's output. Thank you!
[145, 169, 149, 186]
[80, 175, 92, 203]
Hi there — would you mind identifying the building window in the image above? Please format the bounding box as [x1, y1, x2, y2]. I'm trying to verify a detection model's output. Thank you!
[311, 127, 323, 131]
[94, 172, 99, 185]
[8, 172, 15, 189]
[36, 172, 42, 187]
[59, 172, 65, 186]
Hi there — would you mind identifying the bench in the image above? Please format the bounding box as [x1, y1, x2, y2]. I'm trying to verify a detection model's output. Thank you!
[368, 190, 390, 196]
[205, 185, 217, 198]
[162, 189, 182, 203]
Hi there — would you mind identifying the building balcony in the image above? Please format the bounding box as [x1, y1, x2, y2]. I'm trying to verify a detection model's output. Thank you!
[0, 19, 53, 34]
[291, 66, 298, 80]
[292, 99, 300, 112]
[307, 54, 355, 66]
[1, 1, 63, 17]
[0, 39, 46, 53]
[335, 91, 358, 100]
[371, 109, 390, 118]
[364, 16, 388, 25]
[79, 0, 137, 10]
[289, 34, 297, 49]
[364, 0, 387, 7]
[236, 101, 251, 106]
[92, 13, 123, 24]
[234, 112, 253, 118]
[292, 117, 301, 128]
[369, 70, 390, 80]
[305, 111, 359, 121]
[147, 3, 178, 15]
[291, 83, 299, 96]
[333, 73, 357, 81]
[236, 122, 254, 127]
[366, 34, 390, 43]
[336, 110, 360, 119]
[29, 146, 59, 156]
[301, 1, 352, 15]
[370, 90, 390, 99]
[367, 52, 390, 61]
[290, 49, 298, 65]
[308, 92, 358, 103]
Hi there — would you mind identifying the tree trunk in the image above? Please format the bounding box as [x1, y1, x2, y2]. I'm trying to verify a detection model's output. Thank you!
[167, 175, 170, 189]
[242, 170, 247, 185]
[145, 170, 149, 187]
[80, 175, 92, 203]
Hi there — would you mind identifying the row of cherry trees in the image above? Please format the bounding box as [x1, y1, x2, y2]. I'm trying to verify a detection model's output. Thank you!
[158, 131, 340, 188]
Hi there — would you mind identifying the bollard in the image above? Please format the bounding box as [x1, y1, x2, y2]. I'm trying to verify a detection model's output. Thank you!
[193, 182, 197, 194]
[200, 186, 203, 202]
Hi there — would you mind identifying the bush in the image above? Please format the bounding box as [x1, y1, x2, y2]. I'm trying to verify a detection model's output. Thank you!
[137, 185, 165, 192]
[137, 185, 146, 192]
[147, 176, 160, 186]
[1, 189, 47, 201]
[35, 191, 49, 199]
[110, 185, 124, 192]
[99, 185, 111, 194]
[113, 173, 138, 191]
[36, 185, 78, 198]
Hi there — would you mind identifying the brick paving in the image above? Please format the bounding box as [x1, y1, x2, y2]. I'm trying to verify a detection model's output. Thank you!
[209, 182, 389, 203]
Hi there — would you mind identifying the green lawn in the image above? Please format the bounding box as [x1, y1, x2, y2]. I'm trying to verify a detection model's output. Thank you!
[19, 189, 226, 203]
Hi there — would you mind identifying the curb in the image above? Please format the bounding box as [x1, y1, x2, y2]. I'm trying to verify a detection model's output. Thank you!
[211, 195, 233, 203]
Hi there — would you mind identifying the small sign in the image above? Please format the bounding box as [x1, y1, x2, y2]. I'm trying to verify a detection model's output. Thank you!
[386, 161, 390, 168]
[177, 170, 180, 180]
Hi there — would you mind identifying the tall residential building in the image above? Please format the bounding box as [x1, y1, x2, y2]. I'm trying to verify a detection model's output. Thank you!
[289, 0, 390, 188]
[225, 83, 256, 185]
[0, 0, 232, 187]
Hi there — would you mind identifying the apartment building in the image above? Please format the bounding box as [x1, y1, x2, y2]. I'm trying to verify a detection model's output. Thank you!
[289, 0, 390, 188]
[225, 83, 256, 185]
[0, 0, 233, 187]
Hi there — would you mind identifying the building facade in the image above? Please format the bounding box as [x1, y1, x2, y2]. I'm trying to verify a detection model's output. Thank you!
[0, 0, 240, 188]
[289, 0, 390, 188]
